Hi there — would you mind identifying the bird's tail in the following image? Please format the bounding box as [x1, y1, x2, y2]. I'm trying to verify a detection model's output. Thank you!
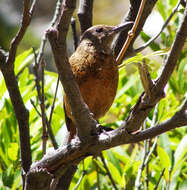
[63, 103, 77, 143]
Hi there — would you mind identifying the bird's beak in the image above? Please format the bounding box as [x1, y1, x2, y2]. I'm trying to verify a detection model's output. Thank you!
[110, 21, 134, 34]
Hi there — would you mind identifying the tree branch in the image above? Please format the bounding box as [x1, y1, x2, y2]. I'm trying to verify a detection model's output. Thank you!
[155, 2, 187, 90]
[78, 0, 94, 34]
[26, 101, 186, 187]
[36, 0, 63, 65]
[33, 50, 58, 149]
[47, 0, 98, 141]
[100, 154, 118, 190]
[0, 0, 36, 183]
[24, 1, 187, 188]
[120, 3, 187, 133]
[135, 0, 182, 53]
[7, 0, 36, 66]
[113, 0, 158, 58]
[116, 0, 147, 64]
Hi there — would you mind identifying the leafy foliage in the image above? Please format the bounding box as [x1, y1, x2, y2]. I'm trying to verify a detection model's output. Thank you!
[0, 1, 186, 190]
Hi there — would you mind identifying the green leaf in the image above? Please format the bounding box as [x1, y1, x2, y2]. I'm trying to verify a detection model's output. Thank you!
[8, 143, 18, 161]
[120, 50, 169, 69]
[107, 161, 122, 185]
[106, 150, 122, 175]
[2, 167, 14, 188]
[169, 0, 178, 8]
[157, 1, 167, 20]
[157, 146, 171, 180]
[177, 59, 187, 93]
[11, 174, 21, 190]
[173, 135, 187, 169]
[93, 159, 106, 175]
[14, 48, 34, 75]
[44, 70, 58, 78]
[179, 180, 187, 190]
[0, 74, 7, 99]
[159, 133, 172, 159]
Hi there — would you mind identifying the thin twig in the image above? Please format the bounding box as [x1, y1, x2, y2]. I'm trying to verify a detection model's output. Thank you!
[144, 127, 150, 190]
[46, 118, 58, 149]
[113, 0, 158, 57]
[155, 2, 187, 91]
[135, 0, 182, 53]
[144, 104, 159, 165]
[41, 60, 47, 156]
[36, 0, 63, 65]
[135, 153, 146, 189]
[7, 0, 36, 66]
[145, 162, 149, 190]
[95, 159, 101, 190]
[31, 3, 63, 151]
[30, 99, 42, 116]
[135, 122, 149, 190]
[49, 77, 60, 125]
[144, 137, 158, 165]
[181, 0, 186, 7]
[34, 48, 58, 150]
[122, 4, 187, 134]
[100, 154, 118, 190]
[72, 170, 86, 190]
[33, 50, 42, 100]
[48, 77, 60, 149]
[31, 98, 58, 149]
[135, 104, 159, 190]
[151, 104, 159, 128]
[33, 54, 48, 154]
[144, 105, 159, 188]
[116, 0, 147, 64]
[154, 168, 165, 190]
[166, 167, 172, 190]
[180, 97, 187, 111]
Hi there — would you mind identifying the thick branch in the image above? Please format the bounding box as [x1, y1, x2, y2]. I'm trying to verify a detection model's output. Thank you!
[0, 0, 36, 175]
[122, 3, 187, 133]
[47, 0, 97, 140]
[25, 1, 187, 188]
[27, 102, 187, 184]
[1, 67, 32, 178]
[78, 0, 94, 34]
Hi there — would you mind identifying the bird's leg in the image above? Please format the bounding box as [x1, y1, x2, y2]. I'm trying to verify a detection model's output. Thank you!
[96, 122, 114, 135]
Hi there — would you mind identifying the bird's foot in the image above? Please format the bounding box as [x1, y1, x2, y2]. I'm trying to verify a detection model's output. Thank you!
[96, 124, 114, 135]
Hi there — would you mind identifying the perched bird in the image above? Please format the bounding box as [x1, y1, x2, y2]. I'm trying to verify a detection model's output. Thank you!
[63, 22, 133, 142]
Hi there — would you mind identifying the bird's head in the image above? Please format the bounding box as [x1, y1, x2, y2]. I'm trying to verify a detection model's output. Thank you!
[80, 22, 133, 51]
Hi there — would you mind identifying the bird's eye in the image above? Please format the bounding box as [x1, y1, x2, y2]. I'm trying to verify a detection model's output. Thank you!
[96, 28, 103, 33]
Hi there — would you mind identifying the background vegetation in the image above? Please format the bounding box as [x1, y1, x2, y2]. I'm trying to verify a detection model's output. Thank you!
[0, 0, 187, 189]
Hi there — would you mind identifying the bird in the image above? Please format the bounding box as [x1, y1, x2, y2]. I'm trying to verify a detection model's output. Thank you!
[63, 22, 133, 142]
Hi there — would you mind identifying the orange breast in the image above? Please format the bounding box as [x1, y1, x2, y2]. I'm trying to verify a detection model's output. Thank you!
[64, 49, 118, 121]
